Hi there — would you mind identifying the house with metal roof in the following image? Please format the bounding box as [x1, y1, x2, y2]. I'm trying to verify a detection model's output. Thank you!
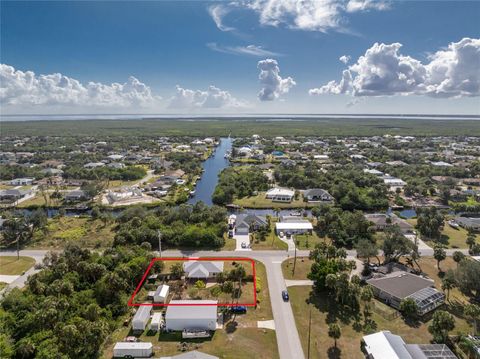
[162, 350, 219, 359]
[362, 331, 457, 359]
[165, 300, 218, 331]
[183, 261, 224, 279]
[367, 272, 445, 315]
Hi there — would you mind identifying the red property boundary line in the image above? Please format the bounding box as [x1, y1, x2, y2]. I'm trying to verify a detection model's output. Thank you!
[128, 257, 257, 307]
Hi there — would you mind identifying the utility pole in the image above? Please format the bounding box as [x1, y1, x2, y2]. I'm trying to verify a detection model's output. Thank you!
[157, 230, 162, 258]
[307, 308, 312, 359]
[292, 237, 297, 276]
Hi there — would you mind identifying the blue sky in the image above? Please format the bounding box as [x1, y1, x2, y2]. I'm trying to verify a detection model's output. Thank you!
[1, 0, 479, 115]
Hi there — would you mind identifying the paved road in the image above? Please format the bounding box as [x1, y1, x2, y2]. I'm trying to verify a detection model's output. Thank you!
[0, 246, 473, 359]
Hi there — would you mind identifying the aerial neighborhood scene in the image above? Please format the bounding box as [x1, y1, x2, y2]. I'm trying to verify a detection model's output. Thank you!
[0, 1, 479, 359]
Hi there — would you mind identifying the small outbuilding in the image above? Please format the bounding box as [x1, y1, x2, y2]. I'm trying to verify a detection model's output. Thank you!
[153, 284, 170, 303]
[149, 312, 163, 332]
[132, 305, 152, 332]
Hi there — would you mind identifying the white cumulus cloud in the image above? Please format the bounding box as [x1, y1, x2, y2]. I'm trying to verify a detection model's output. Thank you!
[339, 55, 351, 64]
[168, 85, 245, 109]
[257, 58, 296, 101]
[309, 38, 480, 98]
[0, 64, 159, 109]
[207, 42, 282, 57]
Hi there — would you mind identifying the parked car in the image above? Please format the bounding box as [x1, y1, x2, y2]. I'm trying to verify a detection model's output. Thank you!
[231, 306, 247, 314]
[241, 242, 247, 248]
[282, 290, 289, 301]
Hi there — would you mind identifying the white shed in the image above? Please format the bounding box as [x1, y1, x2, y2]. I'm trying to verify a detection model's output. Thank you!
[153, 284, 170, 303]
[166, 300, 218, 331]
[113, 342, 153, 358]
[132, 305, 151, 331]
[150, 312, 163, 331]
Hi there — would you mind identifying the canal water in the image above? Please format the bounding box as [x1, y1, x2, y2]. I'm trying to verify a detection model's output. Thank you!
[188, 137, 232, 206]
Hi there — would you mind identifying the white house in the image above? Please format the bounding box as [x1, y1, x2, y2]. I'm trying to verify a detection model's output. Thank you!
[362, 331, 457, 359]
[383, 176, 407, 188]
[113, 342, 153, 358]
[183, 261, 224, 279]
[84, 162, 105, 169]
[165, 300, 218, 331]
[9, 177, 34, 186]
[265, 187, 295, 202]
[275, 221, 313, 235]
[153, 284, 170, 303]
[132, 306, 152, 331]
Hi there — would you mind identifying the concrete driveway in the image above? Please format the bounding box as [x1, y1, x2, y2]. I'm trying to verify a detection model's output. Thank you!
[234, 234, 251, 251]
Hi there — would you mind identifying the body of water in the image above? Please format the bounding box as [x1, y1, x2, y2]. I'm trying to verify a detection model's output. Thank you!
[188, 137, 232, 206]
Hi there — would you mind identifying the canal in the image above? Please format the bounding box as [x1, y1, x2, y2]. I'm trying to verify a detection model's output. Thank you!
[188, 137, 232, 206]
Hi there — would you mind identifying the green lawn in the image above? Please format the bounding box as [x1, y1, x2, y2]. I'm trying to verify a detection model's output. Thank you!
[288, 256, 473, 359]
[0, 256, 35, 275]
[294, 232, 323, 250]
[0, 282, 7, 291]
[101, 261, 278, 359]
[282, 257, 312, 280]
[250, 221, 288, 250]
[234, 192, 316, 209]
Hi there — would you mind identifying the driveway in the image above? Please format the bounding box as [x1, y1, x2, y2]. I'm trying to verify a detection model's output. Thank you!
[234, 234, 251, 251]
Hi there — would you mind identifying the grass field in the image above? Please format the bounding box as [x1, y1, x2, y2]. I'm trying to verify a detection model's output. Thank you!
[101, 261, 278, 359]
[3, 118, 480, 137]
[0, 256, 35, 275]
[288, 256, 473, 359]
[0, 282, 7, 291]
[29, 217, 116, 249]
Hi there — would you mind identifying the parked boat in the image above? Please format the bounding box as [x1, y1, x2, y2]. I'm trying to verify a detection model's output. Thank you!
[448, 220, 459, 229]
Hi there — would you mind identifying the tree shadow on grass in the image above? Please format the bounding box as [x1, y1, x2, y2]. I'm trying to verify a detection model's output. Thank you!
[225, 320, 238, 334]
[327, 346, 341, 359]
[307, 290, 361, 326]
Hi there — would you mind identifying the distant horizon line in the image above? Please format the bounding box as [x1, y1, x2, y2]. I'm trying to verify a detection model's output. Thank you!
[1, 113, 479, 122]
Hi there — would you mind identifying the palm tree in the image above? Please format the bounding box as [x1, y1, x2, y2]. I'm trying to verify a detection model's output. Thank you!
[328, 323, 341, 348]
[360, 285, 374, 315]
[464, 304, 480, 336]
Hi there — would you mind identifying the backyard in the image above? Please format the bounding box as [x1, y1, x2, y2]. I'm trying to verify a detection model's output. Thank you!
[234, 192, 317, 209]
